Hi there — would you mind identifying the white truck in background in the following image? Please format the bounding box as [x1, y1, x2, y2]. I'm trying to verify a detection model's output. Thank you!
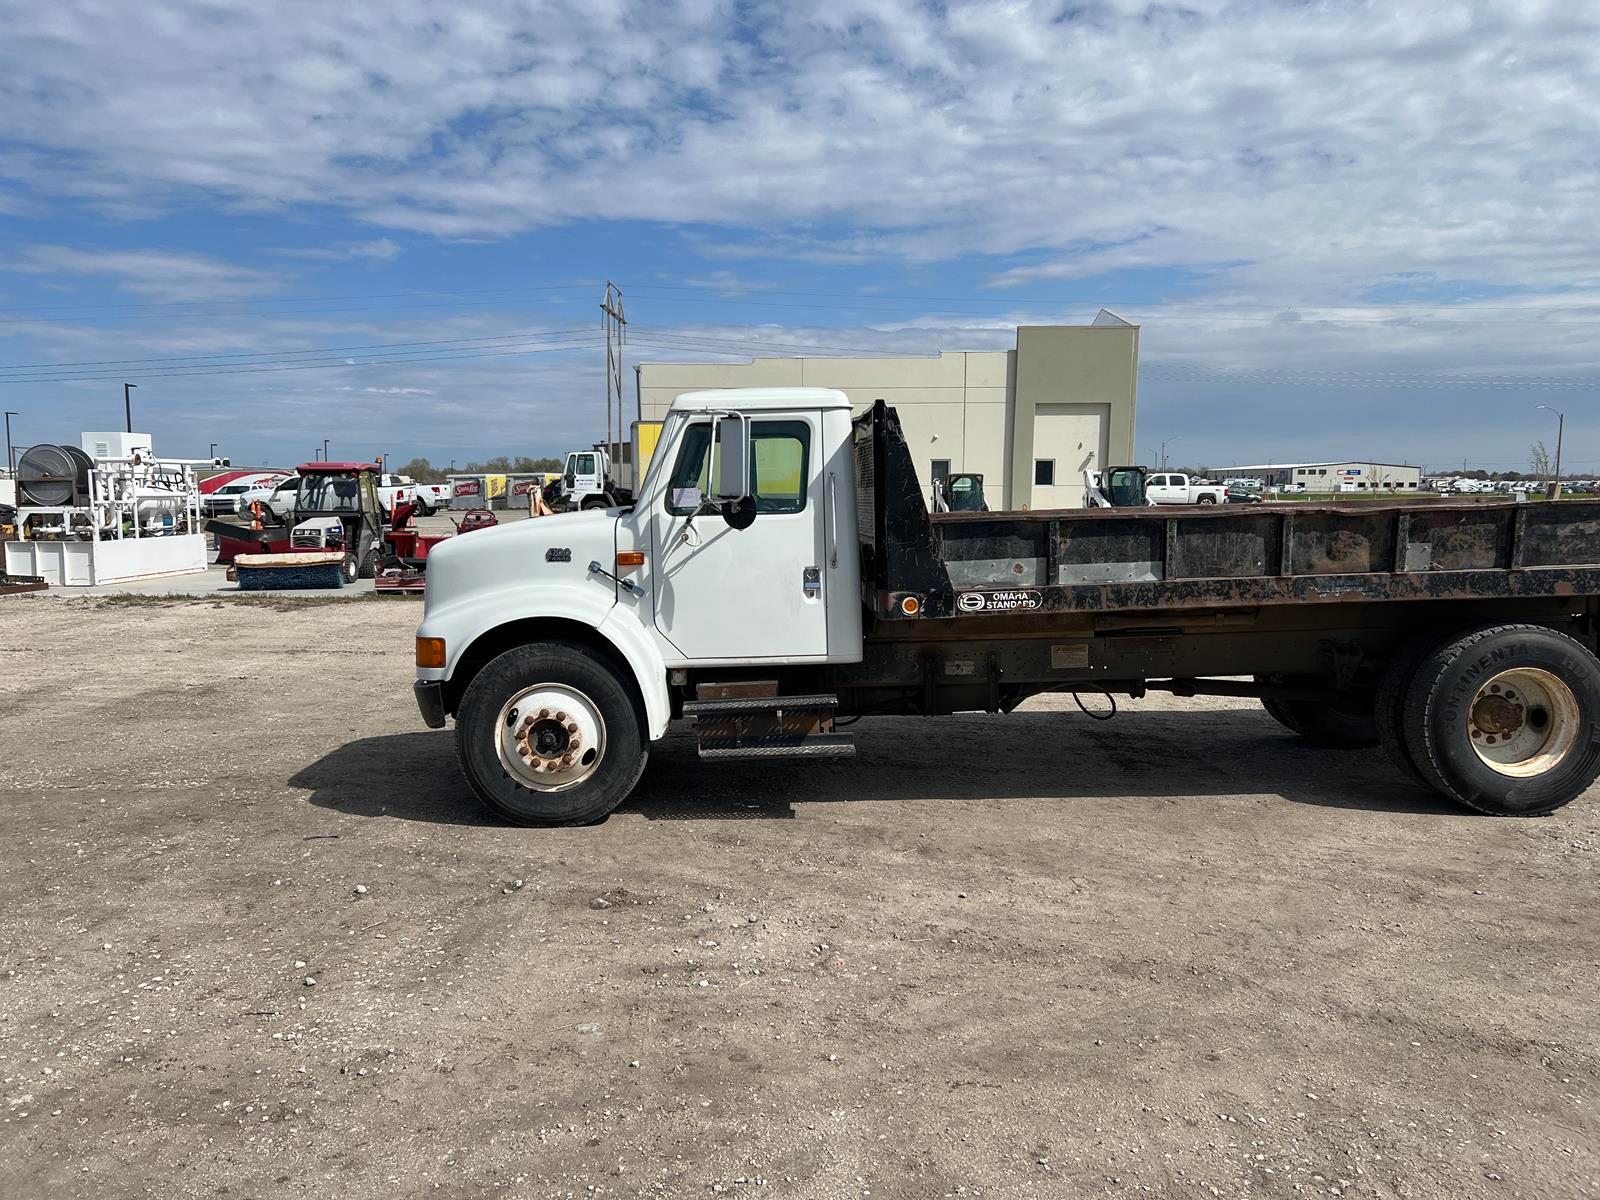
[373, 473, 417, 515]
[558, 448, 629, 510]
[1145, 472, 1227, 505]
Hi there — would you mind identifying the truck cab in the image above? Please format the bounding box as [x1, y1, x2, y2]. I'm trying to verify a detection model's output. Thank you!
[415, 389, 862, 821]
[560, 449, 625, 510]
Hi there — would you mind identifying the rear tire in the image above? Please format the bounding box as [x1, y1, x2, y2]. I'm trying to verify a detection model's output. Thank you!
[358, 548, 378, 579]
[456, 641, 647, 826]
[1376, 637, 1439, 787]
[1401, 624, 1600, 816]
[1197, 494, 1218, 505]
[1259, 683, 1379, 748]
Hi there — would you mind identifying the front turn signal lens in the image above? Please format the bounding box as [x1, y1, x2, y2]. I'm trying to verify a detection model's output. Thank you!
[415, 637, 446, 668]
[616, 550, 646, 569]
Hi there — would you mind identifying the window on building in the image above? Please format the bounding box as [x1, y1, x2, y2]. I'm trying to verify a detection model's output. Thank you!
[1318, 468, 1328, 476]
[931, 459, 951, 484]
[1034, 459, 1055, 486]
[665, 419, 811, 515]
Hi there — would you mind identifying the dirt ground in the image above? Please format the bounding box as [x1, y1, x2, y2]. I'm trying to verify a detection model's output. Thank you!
[1, 594, 1596, 1200]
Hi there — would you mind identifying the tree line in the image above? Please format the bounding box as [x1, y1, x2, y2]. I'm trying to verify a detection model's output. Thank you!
[395, 455, 563, 482]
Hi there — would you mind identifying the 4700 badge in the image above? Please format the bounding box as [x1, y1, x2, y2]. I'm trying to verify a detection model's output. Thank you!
[956, 589, 1044, 613]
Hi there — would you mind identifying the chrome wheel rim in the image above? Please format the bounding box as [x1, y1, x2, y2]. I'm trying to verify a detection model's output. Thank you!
[1467, 667, 1579, 778]
[495, 683, 607, 792]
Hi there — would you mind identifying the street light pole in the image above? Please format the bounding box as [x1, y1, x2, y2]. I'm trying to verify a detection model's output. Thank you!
[322, 438, 330, 462]
[209, 442, 218, 460]
[3, 410, 16, 475]
[1537, 405, 1566, 499]
[1160, 436, 1184, 471]
[123, 383, 137, 433]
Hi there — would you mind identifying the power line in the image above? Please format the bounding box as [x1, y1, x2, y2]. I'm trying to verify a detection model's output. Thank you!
[0, 338, 605, 384]
[0, 326, 599, 374]
[0, 282, 597, 315]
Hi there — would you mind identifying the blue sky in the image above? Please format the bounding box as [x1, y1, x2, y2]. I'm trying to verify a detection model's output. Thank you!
[1, 0, 1597, 474]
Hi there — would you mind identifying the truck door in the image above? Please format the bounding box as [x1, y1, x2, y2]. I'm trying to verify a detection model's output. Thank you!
[651, 414, 828, 660]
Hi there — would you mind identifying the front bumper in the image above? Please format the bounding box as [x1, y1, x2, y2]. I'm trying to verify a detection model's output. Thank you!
[414, 680, 447, 728]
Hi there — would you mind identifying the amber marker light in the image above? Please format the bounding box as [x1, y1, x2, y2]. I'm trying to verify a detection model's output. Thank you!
[616, 551, 646, 569]
[415, 637, 447, 668]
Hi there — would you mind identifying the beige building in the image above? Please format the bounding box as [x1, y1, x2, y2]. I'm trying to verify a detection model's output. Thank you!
[635, 312, 1139, 510]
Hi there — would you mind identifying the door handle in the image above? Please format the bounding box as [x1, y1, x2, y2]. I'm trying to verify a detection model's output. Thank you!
[827, 470, 838, 568]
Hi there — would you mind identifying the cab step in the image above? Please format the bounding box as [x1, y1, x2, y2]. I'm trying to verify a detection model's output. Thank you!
[698, 733, 856, 760]
[687, 691, 855, 760]
[682, 693, 840, 718]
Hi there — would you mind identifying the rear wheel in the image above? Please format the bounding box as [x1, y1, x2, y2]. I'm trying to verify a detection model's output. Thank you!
[1375, 637, 1438, 787]
[357, 547, 378, 579]
[1258, 680, 1379, 748]
[1197, 494, 1218, 505]
[1401, 624, 1600, 816]
[456, 641, 647, 826]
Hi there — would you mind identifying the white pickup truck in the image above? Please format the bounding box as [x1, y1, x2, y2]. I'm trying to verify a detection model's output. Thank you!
[373, 473, 417, 515]
[410, 386, 1600, 828]
[1144, 472, 1227, 505]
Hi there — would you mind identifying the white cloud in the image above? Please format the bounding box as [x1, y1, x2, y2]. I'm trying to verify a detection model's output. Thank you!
[8, 246, 285, 303]
[0, 1, 1594, 295]
[273, 239, 404, 262]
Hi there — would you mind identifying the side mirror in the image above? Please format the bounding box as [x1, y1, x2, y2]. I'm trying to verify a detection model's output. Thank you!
[711, 413, 751, 503]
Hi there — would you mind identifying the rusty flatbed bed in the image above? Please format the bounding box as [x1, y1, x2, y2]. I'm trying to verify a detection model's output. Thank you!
[853, 402, 1600, 621]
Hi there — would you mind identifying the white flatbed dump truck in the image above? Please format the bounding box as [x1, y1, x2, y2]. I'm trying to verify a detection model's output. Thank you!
[414, 387, 1600, 826]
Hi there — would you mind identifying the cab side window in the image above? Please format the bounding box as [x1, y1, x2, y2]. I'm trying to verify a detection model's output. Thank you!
[664, 420, 810, 516]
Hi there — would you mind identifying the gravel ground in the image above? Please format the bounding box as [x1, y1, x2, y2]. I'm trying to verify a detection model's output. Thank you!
[1, 593, 1596, 1199]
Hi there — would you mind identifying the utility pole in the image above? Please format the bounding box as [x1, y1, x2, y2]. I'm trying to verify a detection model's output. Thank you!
[3, 410, 16, 475]
[1538, 405, 1565, 499]
[601, 282, 627, 473]
[1160, 436, 1183, 471]
[123, 383, 137, 433]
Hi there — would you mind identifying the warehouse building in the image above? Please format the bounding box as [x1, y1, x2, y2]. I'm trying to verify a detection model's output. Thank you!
[1226, 461, 1424, 491]
[635, 313, 1139, 510]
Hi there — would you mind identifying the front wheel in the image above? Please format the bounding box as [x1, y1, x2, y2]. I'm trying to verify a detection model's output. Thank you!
[340, 553, 359, 585]
[455, 641, 647, 826]
[1402, 625, 1600, 816]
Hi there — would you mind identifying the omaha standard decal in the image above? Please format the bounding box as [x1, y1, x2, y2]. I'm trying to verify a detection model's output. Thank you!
[957, 589, 1043, 613]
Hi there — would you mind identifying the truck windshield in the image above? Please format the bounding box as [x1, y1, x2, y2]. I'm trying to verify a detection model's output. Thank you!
[299, 476, 362, 512]
[574, 454, 596, 474]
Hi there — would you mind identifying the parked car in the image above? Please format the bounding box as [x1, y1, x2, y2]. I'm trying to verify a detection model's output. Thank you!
[255, 476, 303, 521]
[201, 481, 261, 518]
[1145, 472, 1228, 505]
[1226, 485, 1264, 504]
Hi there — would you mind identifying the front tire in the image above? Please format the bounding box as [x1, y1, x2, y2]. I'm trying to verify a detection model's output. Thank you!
[456, 642, 647, 826]
[1401, 624, 1600, 816]
[340, 553, 359, 585]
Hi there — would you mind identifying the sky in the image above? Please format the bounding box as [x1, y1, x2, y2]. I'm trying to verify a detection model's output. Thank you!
[1, 0, 1597, 475]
